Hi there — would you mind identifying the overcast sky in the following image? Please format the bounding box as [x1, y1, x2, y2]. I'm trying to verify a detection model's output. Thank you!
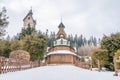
[0, 0, 120, 39]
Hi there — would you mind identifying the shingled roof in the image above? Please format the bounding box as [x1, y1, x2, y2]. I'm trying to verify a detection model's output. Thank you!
[58, 22, 65, 28]
[23, 9, 33, 21]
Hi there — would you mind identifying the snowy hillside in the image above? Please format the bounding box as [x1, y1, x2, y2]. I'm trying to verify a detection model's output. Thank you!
[0, 65, 119, 80]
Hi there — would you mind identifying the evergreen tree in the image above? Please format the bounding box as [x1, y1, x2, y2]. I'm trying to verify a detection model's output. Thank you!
[74, 34, 78, 49]
[6, 35, 10, 41]
[91, 49, 108, 69]
[0, 7, 9, 37]
[22, 33, 47, 63]
[78, 35, 83, 46]
[3, 40, 11, 57]
[70, 34, 74, 46]
[83, 37, 87, 45]
[101, 32, 120, 70]
[93, 37, 97, 46]
[47, 31, 56, 47]
[18, 26, 36, 39]
[0, 39, 11, 57]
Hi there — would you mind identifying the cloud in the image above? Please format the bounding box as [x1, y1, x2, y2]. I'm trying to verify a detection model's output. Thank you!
[1, 0, 120, 39]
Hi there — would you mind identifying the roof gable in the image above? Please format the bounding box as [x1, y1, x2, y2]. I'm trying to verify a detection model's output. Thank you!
[56, 27, 67, 39]
[58, 22, 65, 28]
[23, 9, 34, 22]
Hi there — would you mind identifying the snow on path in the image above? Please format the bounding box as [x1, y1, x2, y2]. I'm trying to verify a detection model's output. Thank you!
[0, 65, 119, 80]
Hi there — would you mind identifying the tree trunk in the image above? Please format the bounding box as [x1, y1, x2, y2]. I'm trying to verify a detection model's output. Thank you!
[113, 57, 118, 76]
[90, 60, 92, 71]
[38, 59, 41, 67]
[97, 60, 101, 72]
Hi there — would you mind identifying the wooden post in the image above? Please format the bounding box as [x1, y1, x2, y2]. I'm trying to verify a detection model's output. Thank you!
[3, 57, 6, 73]
[1, 58, 3, 73]
[19, 60, 21, 71]
[9, 59, 11, 72]
[90, 60, 92, 71]
[113, 57, 118, 76]
[0, 57, 2, 74]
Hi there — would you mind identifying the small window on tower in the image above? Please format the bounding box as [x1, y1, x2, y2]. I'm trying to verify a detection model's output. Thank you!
[28, 17, 30, 20]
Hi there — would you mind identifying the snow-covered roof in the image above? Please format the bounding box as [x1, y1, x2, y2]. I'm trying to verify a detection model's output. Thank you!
[45, 50, 77, 57]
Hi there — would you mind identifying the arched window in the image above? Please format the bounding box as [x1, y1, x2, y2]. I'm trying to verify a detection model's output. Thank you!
[60, 34, 63, 38]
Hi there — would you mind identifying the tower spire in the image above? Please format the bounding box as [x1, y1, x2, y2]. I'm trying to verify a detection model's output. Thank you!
[61, 17, 62, 23]
[31, 6, 32, 10]
[29, 6, 33, 14]
[23, 8, 36, 29]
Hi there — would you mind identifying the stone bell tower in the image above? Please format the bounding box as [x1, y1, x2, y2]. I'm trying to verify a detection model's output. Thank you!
[23, 9, 36, 29]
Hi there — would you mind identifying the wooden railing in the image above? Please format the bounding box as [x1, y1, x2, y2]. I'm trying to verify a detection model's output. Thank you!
[0, 56, 39, 74]
[75, 62, 91, 69]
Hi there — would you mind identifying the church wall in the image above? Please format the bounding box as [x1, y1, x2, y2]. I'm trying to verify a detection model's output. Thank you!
[48, 46, 75, 53]
[46, 54, 75, 64]
[45, 22, 80, 65]
[24, 14, 35, 29]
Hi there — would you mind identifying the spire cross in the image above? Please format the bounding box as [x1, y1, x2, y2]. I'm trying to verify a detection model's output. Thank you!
[30, 6, 32, 10]
[29, 6, 33, 14]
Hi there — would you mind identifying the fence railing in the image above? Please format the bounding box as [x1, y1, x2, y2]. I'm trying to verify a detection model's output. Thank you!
[0, 56, 39, 74]
[75, 62, 91, 69]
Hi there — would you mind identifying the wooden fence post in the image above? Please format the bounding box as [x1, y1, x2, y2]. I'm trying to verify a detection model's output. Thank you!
[0, 56, 40, 74]
[0, 57, 2, 74]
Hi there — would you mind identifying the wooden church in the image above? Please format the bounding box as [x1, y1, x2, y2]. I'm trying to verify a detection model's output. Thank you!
[45, 22, 80, 64]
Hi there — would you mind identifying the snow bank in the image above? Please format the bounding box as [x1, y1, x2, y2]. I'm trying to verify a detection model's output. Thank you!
[0, 65, 119, 80]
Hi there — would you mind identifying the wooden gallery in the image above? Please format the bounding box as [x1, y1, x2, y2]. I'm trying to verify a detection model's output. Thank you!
[45, 22, 80, 64]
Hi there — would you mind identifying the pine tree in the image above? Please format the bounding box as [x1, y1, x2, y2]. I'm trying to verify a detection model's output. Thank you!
[74, 34, 78, 48]
[0, 7, 9, 37]
[78, 35, 83, 46]
[18, 26, 36, 39]
[22, 33, 47, 63]
[101, 32, 120, 70]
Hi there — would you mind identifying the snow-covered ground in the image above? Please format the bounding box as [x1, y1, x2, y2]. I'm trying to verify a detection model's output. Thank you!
[0, 65, 119, 80]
